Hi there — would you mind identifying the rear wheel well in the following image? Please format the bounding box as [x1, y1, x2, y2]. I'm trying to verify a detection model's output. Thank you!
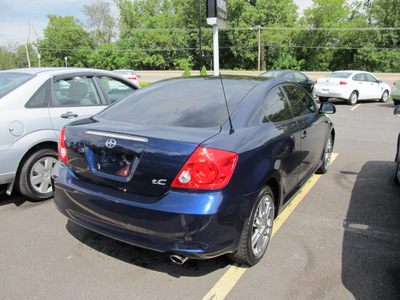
[16, 142, 58, 181]
[330, 128, 336, 146]
[265, 178, 280, 217]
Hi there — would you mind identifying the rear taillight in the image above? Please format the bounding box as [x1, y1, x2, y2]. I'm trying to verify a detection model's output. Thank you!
[315, 80, 318, 84]
[339, 81, 347, 85]
[171, 147, 238, 190]
[128, 77, 137, 80]
[393, 82, 396, 86]
[58, 127, 69, 164]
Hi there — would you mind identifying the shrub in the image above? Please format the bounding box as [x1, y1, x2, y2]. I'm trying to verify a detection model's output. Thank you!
[182, 67, 191, 77]
[200, 65, 207, 76]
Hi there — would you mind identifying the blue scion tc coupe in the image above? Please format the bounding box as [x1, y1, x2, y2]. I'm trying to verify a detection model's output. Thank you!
[52, 75, 336, 266]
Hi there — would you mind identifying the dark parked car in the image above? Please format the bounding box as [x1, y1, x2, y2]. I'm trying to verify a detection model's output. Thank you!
[260, 70, 315, 94]
[52, 76, 336, 266]
[394, 105, 400, 184]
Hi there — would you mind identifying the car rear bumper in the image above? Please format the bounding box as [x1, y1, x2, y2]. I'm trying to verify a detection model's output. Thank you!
[52, 161, 254, 260]
[314, 86, 349, 99]
[0, 149, 22, 184]
[391, 93, 400, 100]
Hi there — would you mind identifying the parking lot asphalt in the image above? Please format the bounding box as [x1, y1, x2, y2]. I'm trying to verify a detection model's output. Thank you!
[1, 89, 400, 299]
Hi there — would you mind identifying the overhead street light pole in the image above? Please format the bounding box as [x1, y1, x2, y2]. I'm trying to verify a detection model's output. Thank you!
[206, 0, 227, 76]
[213, 24, 219, 76]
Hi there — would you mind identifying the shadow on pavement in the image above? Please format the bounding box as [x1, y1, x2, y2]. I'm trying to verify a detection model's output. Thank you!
[342, 161, 400, 299]
[0, 187, 27, 207]
[66, 220, 231, 278]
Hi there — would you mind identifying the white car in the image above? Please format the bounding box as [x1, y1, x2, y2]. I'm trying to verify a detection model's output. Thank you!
[314, 70, 390, 105]
[112, 69, 140, 86]
[0, 67, 139, 201]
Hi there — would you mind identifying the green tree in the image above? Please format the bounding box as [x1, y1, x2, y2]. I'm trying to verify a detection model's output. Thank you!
[83, 0, 116, 46]
[294, 0, 352, 71]
[365, 0, 400, 72]
[36, 15, 93, 67]
[223, 0, 299, 70]
[0, 43, 39, 70]
[0, 46, 16, 70]
[115, 0, 202, 70]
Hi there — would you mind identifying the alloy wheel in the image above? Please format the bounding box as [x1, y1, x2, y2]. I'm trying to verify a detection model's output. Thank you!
[251, 193, 274, 257]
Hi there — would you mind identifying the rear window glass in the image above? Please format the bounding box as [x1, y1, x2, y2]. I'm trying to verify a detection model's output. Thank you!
[98, 77, 257, 128]
[325, 72, 352, 79]
[113, 70, 135, 76]
[0, 72, 34, 98]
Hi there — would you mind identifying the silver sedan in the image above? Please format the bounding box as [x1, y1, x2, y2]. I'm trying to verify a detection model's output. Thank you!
[0, 67, 139, 201]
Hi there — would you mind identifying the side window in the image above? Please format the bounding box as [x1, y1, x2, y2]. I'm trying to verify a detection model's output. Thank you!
[25, 79, 50, 108]
[283, 85, 316, 117]
[53, 76, 102, 107]
[99, 76, 136, 103]
[353, 73, 364, 81]
[283, 73, 295, 80]
[294, 72, 307, 81]
[365, 73, 377, 83]
[262, 87, 292, 123]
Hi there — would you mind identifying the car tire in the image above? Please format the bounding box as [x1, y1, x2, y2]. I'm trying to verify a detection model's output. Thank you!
[347, 91, 358, 105]
[380, 90, 389, 102]
[317, 134, 333, 174]
[229, 186, 275, 266]
[319, 97, 329, 103]
[17, 148, 58, 201]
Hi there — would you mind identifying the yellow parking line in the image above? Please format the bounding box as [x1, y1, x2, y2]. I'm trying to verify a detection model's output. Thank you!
[202, 153, 339, 300]
[351, 104, 361, 111]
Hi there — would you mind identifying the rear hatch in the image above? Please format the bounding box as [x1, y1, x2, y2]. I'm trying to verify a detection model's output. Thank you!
[64, 119, 221, 197]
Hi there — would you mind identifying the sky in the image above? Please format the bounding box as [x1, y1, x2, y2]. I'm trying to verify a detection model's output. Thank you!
[0, 0, 313, 48]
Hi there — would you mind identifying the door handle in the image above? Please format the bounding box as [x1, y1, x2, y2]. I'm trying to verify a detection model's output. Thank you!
[301, 131, 307, 139]
[61, 111, 78, 118]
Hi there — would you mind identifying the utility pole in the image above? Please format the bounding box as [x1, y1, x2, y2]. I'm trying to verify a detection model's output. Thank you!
[257, 26, 261, 71]
[199, 0, 202, 70]
[24, 41, 31, 68]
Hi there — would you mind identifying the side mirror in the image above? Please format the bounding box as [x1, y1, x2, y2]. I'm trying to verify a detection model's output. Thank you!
[394, 105, 400, 117]
[320, 102, 336, 114]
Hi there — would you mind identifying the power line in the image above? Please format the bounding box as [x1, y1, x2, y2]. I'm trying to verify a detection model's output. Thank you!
[36, 43, 400, 52]
[44, 25, 400, 32]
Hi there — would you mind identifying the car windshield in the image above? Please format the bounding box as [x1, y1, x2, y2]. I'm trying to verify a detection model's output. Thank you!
[98, 77, 258, 128]
[0, 72, 35, 98]
[325, 72, 352, 79]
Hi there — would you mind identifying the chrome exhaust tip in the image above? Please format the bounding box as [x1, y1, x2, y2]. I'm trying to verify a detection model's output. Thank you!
[170, 254, 188, 265]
